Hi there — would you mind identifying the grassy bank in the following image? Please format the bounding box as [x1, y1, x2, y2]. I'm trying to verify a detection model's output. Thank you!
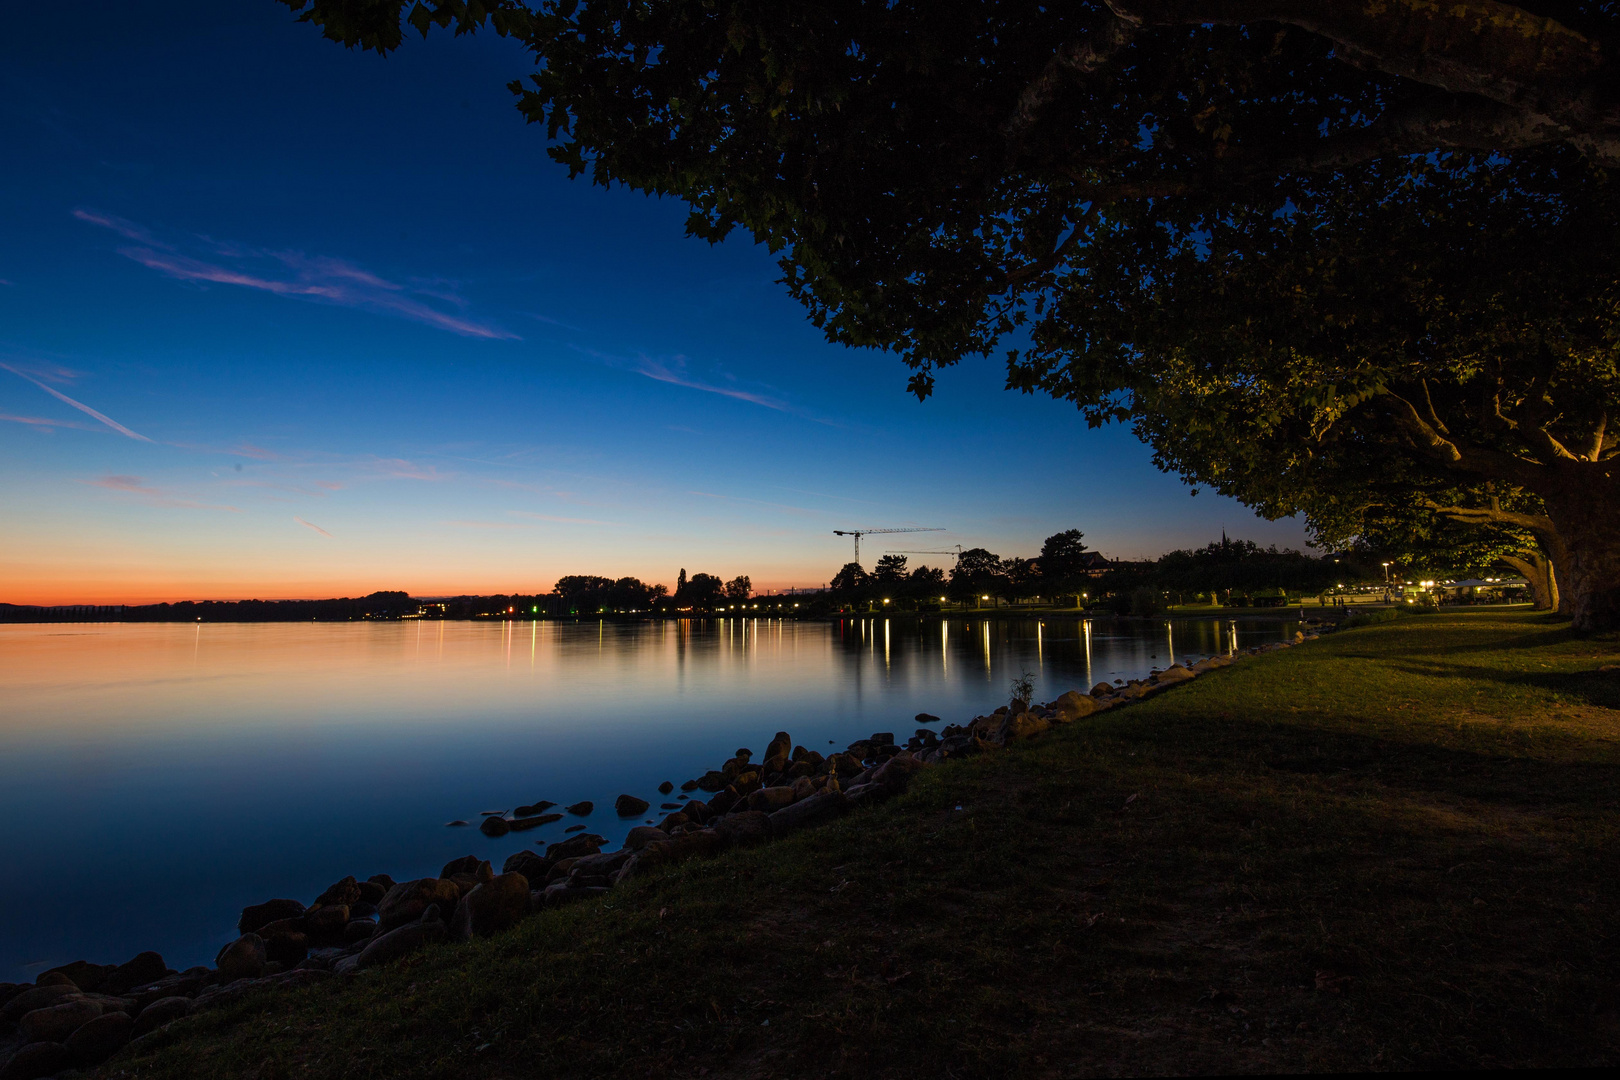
[105, 610, 1620, 1077]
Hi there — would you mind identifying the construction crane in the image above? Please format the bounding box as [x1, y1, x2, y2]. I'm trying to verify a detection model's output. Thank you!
[885, 544, 964, 557]
[832, 527, 943, 564]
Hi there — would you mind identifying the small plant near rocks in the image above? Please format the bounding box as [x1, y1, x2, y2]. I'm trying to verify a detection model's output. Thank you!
[1010, 670, 1035, 706]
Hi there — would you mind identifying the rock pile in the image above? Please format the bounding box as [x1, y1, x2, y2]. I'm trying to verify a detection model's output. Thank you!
[0, 631, 1319, 1078]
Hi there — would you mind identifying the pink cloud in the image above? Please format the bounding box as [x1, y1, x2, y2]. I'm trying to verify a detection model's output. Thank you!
[294, 516, 333, 537]
[0, 412, 96, 432]
[77, 210, 518, 341]
[71, 208, 167, 246]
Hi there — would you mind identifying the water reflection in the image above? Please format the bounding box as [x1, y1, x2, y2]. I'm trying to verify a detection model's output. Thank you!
[0, 615, 1293, 980]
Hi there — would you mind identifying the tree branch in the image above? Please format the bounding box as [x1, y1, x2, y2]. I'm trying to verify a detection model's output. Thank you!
[1420, 498, 1554, 534]
[1381, 390, 1543, 484]
[1589, 410, 1608, 461]
[1104, 1, 1605, 128]
[1004, 13, 1137, 141]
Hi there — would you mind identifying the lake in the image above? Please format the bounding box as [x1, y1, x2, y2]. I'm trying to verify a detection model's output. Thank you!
[0, 614, 1296, 980]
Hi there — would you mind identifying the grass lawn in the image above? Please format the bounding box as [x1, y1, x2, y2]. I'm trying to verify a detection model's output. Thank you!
[104, 610, 1620, 1078]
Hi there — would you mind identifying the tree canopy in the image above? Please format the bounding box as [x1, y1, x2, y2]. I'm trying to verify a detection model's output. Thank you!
[282, 0, 1620, 627]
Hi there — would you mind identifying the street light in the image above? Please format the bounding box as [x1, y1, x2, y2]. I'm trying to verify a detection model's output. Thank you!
[1382, 561, 1392, 582]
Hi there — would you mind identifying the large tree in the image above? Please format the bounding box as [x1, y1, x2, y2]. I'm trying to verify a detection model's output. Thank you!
[282, 1, 1620, 626]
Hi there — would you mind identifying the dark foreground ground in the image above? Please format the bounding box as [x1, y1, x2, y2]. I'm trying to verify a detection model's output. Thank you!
[101, 609, 1620, 1077]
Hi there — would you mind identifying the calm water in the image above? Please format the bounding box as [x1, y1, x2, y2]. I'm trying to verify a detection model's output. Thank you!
[0, 615, 1293, 980]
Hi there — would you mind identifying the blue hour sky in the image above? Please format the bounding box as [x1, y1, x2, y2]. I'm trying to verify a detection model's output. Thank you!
[0, 2, 1308, 604]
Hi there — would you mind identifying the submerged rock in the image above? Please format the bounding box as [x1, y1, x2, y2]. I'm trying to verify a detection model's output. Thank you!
[614, 794, 651, 816]
[507, 812, 562, 831]
[565, 801, 594, 816]
[479, 816, 510, 837]
[657, 780, 674, 795]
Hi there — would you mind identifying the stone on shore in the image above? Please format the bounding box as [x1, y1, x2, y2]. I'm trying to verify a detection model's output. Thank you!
[1156, 663, 1195, 683]
[746, 786, 796, 813]
[238, 898, 305, 935]
[64, 1010, 133, 1066]
[131, 995, 193, 1037]
[538, 882, 607, 909]
[769, 790, 847, 834]
[621, 825, 667, 851]
[215, 934, 267, 982]
[1005, 711, 1051, 740]
[0, 1041, 68, 1080]
[502, 849, 550, 881]
[377, 878, 461, 931]
[544, 833, 606, 862]
[440, 855, 480, 878]
[304, 904, 350, 939]
[356, 905, 446, 971]
[1052, 690, 1098, 722]
[39, 961, 106, 992]
[713, 810, 772, 847]
[264, 930, 309, 967]
[313, 876, 361, 907]
[614, 794, 651, 816]
[18, 997, 103, 1044]
[450, 873, 530, 941]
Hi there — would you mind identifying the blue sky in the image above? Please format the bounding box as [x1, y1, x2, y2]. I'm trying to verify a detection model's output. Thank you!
[0, 2, 1308, 603]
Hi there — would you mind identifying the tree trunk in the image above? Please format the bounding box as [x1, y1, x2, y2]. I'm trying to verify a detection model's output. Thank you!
[1535, 466, 1620, 633]
[1500, 550, 1558, 611]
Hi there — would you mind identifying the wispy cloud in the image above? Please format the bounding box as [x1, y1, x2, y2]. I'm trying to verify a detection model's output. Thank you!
[70, 208, 165, 246]
[75, 209, 519, 341]
[568, 344, 839, 425]
[1, 362, 151, 441]
[631, 355, 791, 411]
[83, 474, 240, 511]
[294, 516, 332, 537]
[443, 519, 531, 530]
[0, 412, 97, 432]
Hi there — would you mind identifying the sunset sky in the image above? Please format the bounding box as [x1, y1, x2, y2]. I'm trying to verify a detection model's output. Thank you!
[0, 1, 1309, 605]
